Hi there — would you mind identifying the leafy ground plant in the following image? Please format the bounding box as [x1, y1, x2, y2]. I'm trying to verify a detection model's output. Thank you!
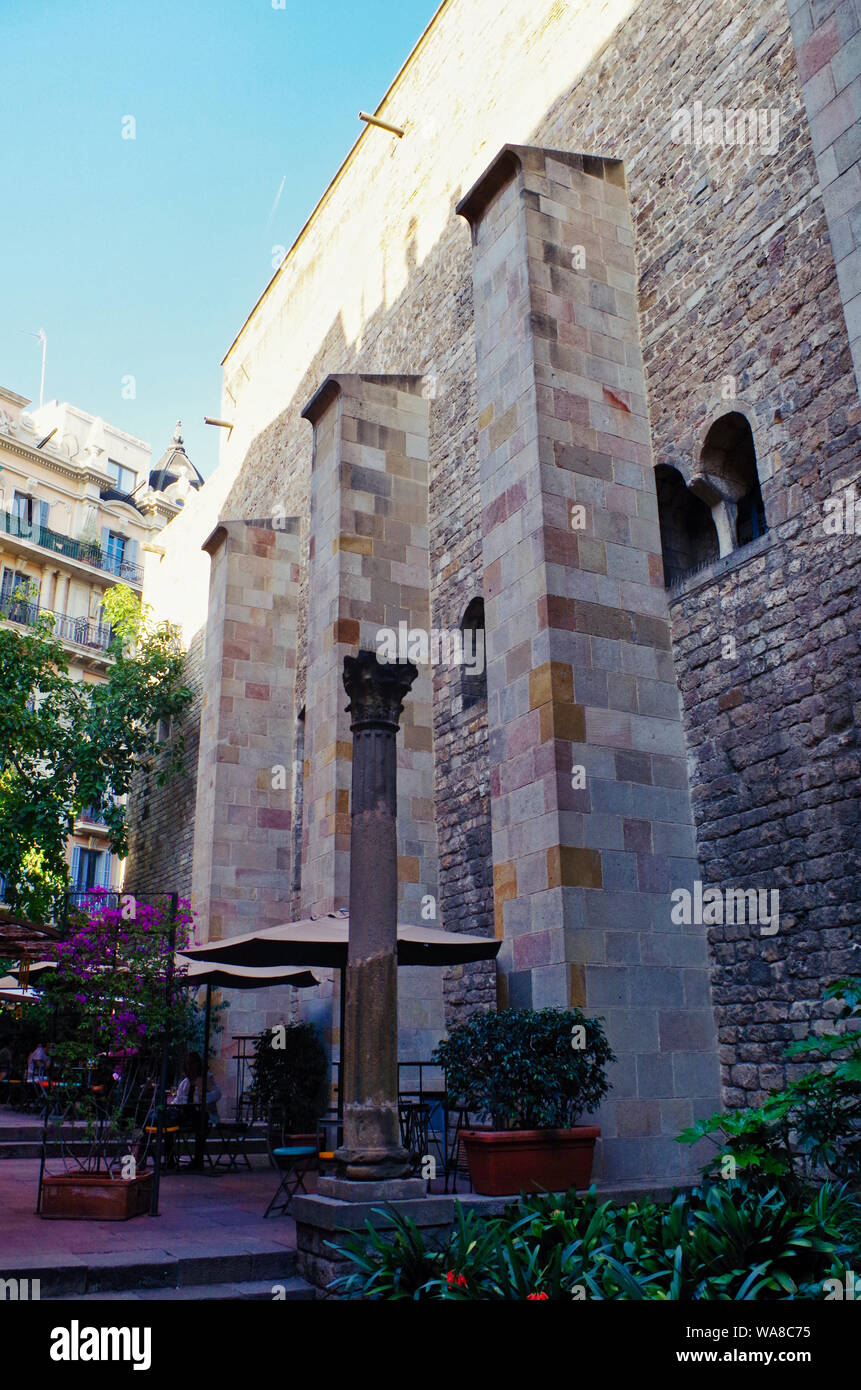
[326, 1182, 861, 1301]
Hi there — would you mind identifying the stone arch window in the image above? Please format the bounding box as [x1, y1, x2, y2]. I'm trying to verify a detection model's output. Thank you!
[656, 465, 720, 586]
[460, 598, 486, 709]
[697, 412, 767, 550]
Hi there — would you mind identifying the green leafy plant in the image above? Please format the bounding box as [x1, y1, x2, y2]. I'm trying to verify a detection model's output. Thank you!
[249, 1021, 328, 1132]
[327, 1207, 444, 1300]
[327, 1182, 861, 1301]
[432, 1006, 614, 1130]
[678, 977, 861, 1190]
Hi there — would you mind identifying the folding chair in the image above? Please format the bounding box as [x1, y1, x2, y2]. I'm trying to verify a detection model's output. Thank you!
[263, 1106, 315, 1217]
[212, 1119, 252, 1171]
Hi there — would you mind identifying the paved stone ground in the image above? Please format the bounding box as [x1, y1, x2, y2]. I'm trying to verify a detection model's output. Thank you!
[0, 1157, 303, 1267]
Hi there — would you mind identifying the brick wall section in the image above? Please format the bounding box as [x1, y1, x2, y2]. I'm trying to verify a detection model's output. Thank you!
[667, 479, 861, 1104]
[124, 627, 204, 903]
[459, 146, 721, 1182]
[301, 374, 444, 1060]
[786, 0, 861, 391]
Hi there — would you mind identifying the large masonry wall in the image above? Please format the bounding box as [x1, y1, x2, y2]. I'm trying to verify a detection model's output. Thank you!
[130, 0, 861, 1162]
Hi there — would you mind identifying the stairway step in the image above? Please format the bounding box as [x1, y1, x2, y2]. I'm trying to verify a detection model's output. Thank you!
[0, 1139, 270, 1160]
[6, 1247, 298, 1297]
[51, 1276, 315, 1302]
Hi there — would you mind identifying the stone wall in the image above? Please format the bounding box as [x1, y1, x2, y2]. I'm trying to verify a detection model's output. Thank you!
[124, 626, 204, 904]
[130, 0, 861, 1153]
[785, 0, 861, 391]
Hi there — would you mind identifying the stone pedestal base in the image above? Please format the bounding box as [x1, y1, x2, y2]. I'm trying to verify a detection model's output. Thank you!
[317, 1176, 426, 1202]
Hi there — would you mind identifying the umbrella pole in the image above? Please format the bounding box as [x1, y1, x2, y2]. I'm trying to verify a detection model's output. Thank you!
[150, 893, 178, 1217]
[194, 982, 212, 1170]
[338, 964, 345, 1125]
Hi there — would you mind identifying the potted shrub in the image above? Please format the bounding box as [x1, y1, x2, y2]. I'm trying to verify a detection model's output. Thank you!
[250, 1021, 329, 1151]
[433, 1007, 614, 1196]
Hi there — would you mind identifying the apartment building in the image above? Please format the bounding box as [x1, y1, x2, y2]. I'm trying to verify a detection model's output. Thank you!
[0, 385, 202, 899]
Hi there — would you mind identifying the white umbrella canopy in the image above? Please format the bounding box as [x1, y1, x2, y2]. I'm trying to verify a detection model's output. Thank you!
[0, 981, 40, 1003]
[3, 960, 57, 984]
[180, 912, 501, 969]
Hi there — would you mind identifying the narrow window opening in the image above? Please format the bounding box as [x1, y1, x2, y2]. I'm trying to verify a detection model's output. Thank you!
[460, 598, 486, 709]
[700, 412, 767, 549]
[656, 466, 720, 587]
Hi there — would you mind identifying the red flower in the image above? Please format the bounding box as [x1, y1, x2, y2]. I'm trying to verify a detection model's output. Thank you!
[526, 1292, 549, 1300]
[446, 1270, 467, 1288]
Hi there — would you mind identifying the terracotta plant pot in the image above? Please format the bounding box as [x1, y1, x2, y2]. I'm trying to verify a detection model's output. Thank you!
[40, 1171, 153, 1221]
[462, 1127, 600, 1196]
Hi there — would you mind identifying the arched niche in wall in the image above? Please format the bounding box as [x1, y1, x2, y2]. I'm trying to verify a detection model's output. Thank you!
[655, 465, 720, 587]
[697, 411, 767, 549]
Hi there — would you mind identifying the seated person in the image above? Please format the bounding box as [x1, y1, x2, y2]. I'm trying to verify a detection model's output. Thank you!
[25, 1042, 50, 1081]
[171, 1051, 221, 1125]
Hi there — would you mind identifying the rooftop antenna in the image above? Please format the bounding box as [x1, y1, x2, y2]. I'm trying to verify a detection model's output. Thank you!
[19, 329, 47, 406]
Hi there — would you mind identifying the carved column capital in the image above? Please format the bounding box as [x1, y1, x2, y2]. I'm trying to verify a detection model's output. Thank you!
[343, 649, 419, 732]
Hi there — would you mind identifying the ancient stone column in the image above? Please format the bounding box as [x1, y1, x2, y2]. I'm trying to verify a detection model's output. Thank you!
[335, 648, 418, 1181]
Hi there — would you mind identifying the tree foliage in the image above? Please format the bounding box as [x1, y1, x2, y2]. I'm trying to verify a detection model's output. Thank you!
[0, 586, 192, 918]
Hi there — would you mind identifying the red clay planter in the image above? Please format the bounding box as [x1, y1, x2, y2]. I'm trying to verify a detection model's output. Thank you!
[40, 1172, 153, 1220]
[462, 1127, 600, 1196]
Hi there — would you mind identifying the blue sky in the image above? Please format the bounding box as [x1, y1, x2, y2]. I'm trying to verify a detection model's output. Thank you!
[0, 0, 441, 477]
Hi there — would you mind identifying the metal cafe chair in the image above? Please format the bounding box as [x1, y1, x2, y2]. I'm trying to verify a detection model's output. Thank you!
[316, 1111, 342, 1176]
[398, 1100, 432, 1173]
[211, 1117, 252, 1171]
[263, 1106, 316, 1217]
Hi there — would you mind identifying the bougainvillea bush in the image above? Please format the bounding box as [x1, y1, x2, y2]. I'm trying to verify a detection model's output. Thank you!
[33, 890, 198, 1089]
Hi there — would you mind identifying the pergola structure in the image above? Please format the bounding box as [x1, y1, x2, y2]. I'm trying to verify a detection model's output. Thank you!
[0, 911, 61, 970]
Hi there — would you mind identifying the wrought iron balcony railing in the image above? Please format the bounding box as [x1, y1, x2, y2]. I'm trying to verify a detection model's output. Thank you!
[0, 510, 143, 586]
[0, 595, 113, 653]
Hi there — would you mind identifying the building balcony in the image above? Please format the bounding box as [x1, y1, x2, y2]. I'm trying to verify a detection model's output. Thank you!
[0, 595, 113, 653]
[0, 510, 144, 586]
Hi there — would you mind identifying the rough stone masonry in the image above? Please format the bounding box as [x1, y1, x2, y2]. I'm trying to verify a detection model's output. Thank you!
[127, 0, 861, 1183]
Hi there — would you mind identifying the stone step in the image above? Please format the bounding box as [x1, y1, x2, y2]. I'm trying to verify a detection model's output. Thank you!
[0, 1136, 270, 1160]
[0, 1141, 95, 1160]
[51, 1277, 315, 1302]
[8, 1247, 300, 1298]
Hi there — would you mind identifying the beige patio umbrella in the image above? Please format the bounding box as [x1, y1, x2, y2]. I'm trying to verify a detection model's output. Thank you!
[175, 959, 321, 1137]
[180, 912, 500, 1118]
[180, 912, 500, 970]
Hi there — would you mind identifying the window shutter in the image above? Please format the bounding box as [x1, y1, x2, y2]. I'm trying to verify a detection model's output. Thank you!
[99, 852, 113, 889]
[124, 536, 138, 571]
[100, 527, 110, 568]
[71, 846, 81, 891]
[39, 500, 49, 534]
